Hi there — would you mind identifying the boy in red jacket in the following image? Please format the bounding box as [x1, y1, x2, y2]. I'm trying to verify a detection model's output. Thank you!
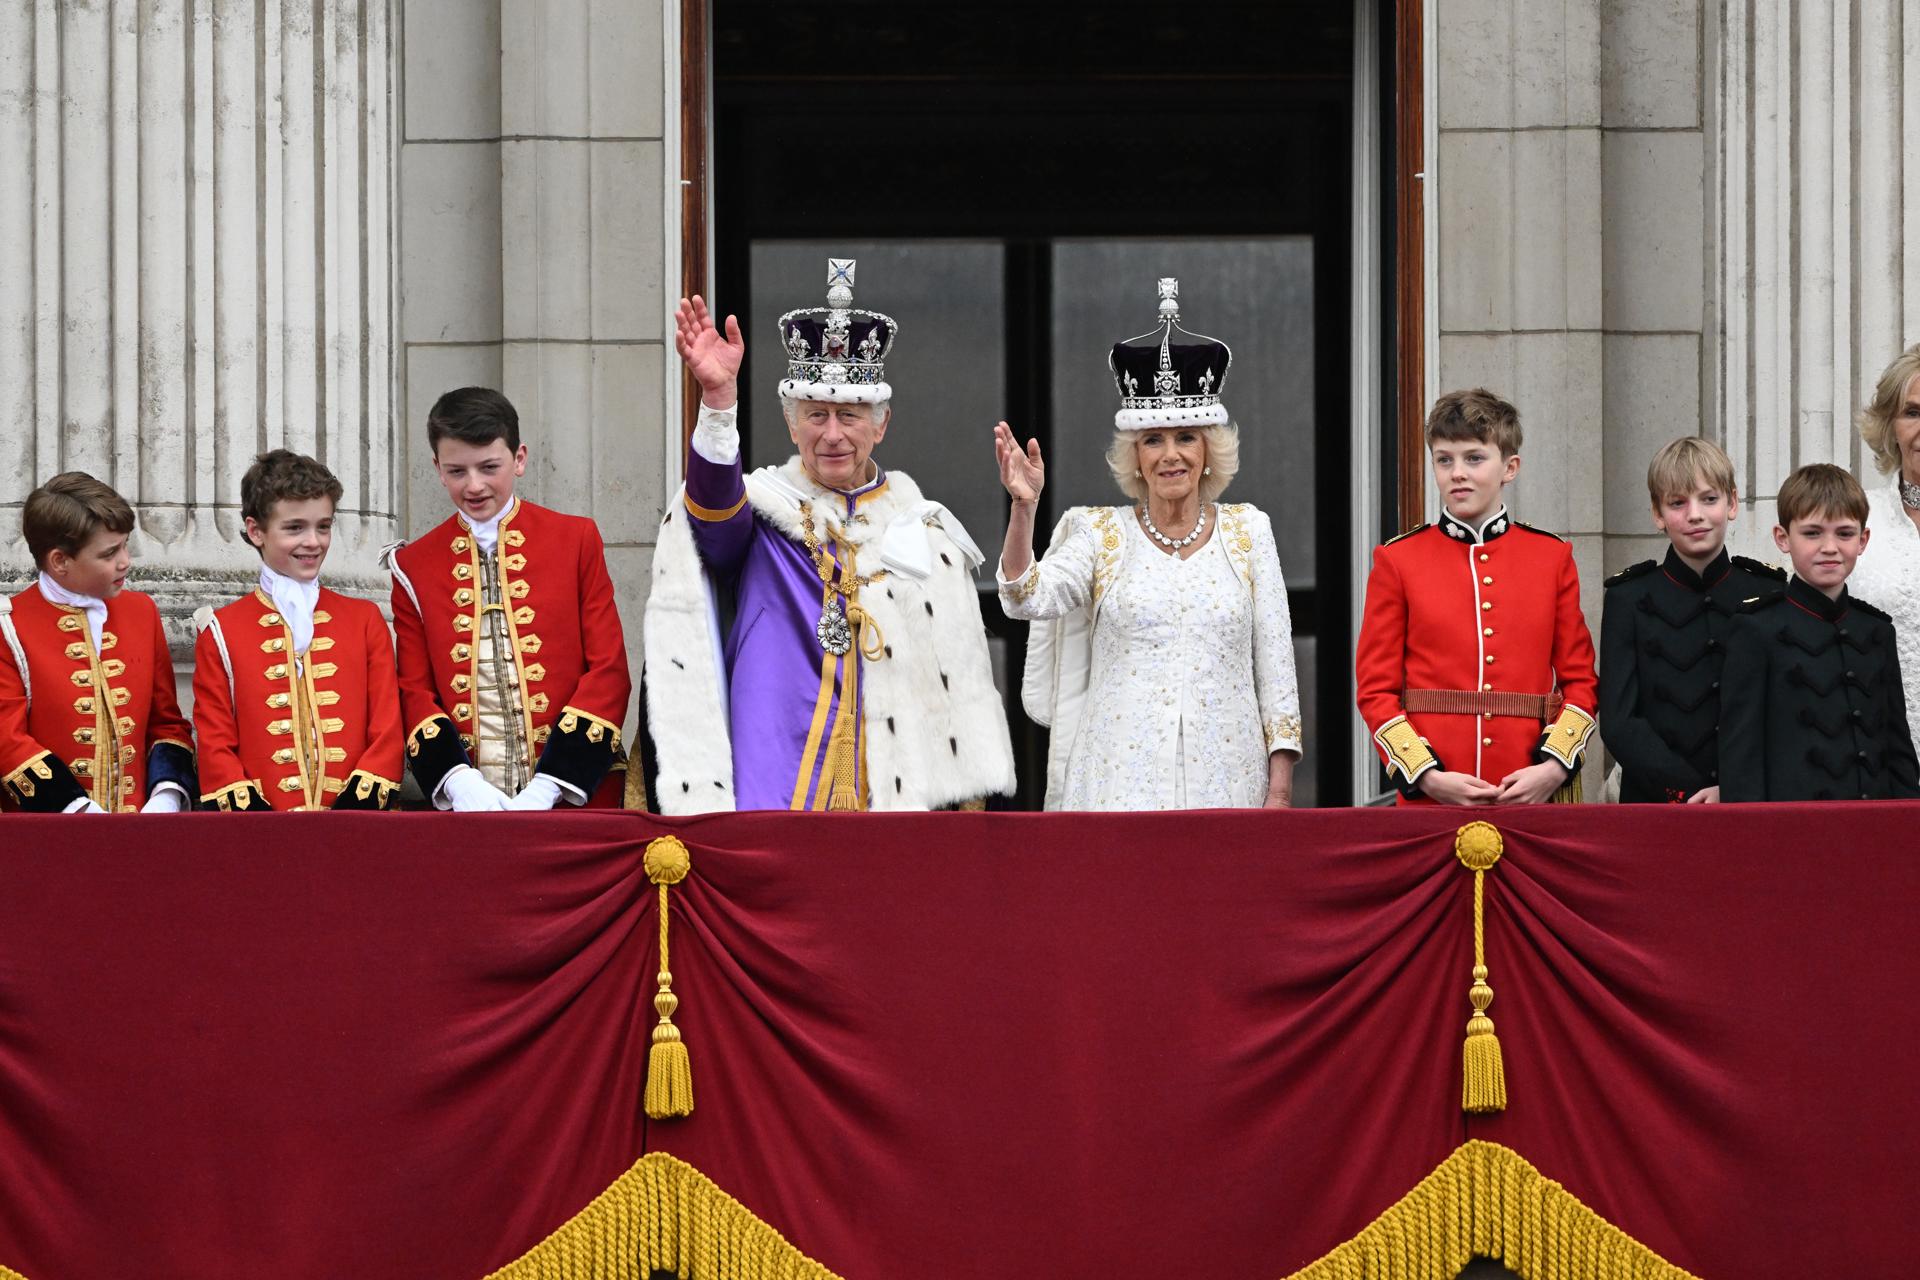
[0, 473, 195, 812]
[192, 450, 404, 811]
[1355, 389, 1599, 804]
[384, 387, 631, 811]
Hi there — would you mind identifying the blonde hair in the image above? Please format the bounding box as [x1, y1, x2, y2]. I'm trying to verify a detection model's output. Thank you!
[1426, 388, 1522, 458]
[1105, 422, 1240, 504]
[1776, 463, 1869, 527]
[1646, 436, 1737, 506]
[1858, 344, 1920, 475]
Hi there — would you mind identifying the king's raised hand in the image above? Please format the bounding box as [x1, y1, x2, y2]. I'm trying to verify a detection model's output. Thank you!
[675, 294, 744, 409]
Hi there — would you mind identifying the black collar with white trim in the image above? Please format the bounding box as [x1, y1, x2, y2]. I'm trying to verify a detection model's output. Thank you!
[1437, 505, 1511, 546]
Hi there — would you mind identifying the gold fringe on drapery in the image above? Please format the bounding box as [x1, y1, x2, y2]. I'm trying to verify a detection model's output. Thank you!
[1453, 821, 1508, 1114]
[643, 836, 694, 1119]
[483, 1151, 843, 1280]
[1281, 1139, 1701, 1280]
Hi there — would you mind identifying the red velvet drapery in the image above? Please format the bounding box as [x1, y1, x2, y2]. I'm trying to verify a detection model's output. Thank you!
[0, 806, 1912, 1278]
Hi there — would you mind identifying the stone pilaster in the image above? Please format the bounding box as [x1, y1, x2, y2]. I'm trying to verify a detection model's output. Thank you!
[1710, 0, 1920, 552]
[0, 0, 398, 656]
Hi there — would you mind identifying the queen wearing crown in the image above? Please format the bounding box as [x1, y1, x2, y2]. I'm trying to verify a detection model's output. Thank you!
[643, 262, 1015, 812]
[995, 279, 1302, 810]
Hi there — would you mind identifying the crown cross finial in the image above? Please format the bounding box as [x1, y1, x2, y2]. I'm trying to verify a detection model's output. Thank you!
[1156, 277, 1180, 320]
[826, 258, 856, 310]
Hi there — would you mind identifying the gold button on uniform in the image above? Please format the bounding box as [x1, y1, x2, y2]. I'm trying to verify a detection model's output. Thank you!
[1483, 682, 1493, 691]
[1483, 627, 1493, 636]
[1483, 737, 1493, 745]
[1479, 553, 1489, 562]
[1481, 601, 1492, 611]
[1482, 576, 1493, 585]
[1485, 655, 1495, 664]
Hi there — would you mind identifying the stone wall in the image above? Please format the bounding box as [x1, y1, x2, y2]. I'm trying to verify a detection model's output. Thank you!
[1432, 0, 1707, 637]
[397, 0, 677, 738]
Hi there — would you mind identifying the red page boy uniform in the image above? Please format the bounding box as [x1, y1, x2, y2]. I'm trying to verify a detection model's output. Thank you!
[387, 498, 631, 807]
[1356, 507, 1600, 801]
[0, 582, 195, 812]
[192, 588, 404, 811]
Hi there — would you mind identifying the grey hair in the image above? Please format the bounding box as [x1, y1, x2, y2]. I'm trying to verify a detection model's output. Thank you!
[1105, 422, 1240, 503]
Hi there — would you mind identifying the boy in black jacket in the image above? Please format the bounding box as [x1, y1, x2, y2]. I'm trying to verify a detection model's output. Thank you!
[1719, 463, 1919, 802]
[1599, 437, 1783, 802]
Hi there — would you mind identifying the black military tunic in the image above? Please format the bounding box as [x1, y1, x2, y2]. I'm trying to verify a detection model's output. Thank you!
[1718, 576, 1920, 802]
[1599, 548, 1785, 802]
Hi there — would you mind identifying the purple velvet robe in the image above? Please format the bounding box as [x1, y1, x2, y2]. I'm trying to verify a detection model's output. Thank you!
[685, 447, 883, 810]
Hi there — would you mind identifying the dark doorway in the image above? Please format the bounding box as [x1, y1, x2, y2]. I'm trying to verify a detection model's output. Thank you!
[712, 1, 1357, 807]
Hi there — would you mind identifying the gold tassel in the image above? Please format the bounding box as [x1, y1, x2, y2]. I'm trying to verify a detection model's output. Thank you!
[821, 712, 863, 812]
[1454, 821, 1508, 1114]
[820, 600, 883, 812]
[643, 836, 693, 1119]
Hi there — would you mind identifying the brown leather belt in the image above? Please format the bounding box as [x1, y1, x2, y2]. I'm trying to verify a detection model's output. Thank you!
[1402, 688, 1563, 720]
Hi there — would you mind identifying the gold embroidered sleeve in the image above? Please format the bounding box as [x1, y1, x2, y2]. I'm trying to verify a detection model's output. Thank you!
[1538, 704, 1597, 770]
[1373, 715, 1439, 784]
[202, 779, 268, 812]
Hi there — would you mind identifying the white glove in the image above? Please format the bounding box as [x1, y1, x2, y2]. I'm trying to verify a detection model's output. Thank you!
[64, 797, 107, 814]
[141, 787, 187, 814]
[506, 775, 563, 811]
[441, 765, 512, 812]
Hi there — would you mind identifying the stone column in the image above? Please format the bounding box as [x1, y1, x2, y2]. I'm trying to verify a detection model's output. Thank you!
[1710, 0, 1920, 550]
[0, 0, 398, 655]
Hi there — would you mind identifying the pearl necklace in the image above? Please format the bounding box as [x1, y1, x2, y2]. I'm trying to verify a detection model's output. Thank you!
[1901, 475, 1920, 511]
[1140, 503, 1209, 550]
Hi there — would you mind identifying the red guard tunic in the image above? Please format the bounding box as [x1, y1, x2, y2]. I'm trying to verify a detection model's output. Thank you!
[386, 499, 632, 806]
[191, 589, 405, 811]
[0, 583, 195, 812]
[1356, 508, 1599, 802]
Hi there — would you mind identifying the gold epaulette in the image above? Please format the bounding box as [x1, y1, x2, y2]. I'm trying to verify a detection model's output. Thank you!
[1383, 523, 1429, 547]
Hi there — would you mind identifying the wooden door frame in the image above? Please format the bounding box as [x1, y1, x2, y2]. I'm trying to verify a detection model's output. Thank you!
[679, 0, 711, 451]
[1393, 0, 1426, 534]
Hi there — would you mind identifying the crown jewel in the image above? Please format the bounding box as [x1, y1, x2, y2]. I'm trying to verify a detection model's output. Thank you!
[775, 258, 898, 405]
[1108, 276, 1233, 430]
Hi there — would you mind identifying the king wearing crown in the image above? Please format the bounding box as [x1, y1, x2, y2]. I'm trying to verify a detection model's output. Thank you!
[644, 262, 1014, 811]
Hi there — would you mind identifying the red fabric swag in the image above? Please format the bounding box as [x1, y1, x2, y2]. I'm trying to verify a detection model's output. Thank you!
[0, 806, 1913, 1278]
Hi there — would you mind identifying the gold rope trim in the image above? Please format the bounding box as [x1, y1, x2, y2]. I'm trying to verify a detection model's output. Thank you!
[1280, 1139, 1700, 1280]
[483, 1151, 843, 1280]
[643, 836, 693, 1119]
[1454, 822, 1507, 1114]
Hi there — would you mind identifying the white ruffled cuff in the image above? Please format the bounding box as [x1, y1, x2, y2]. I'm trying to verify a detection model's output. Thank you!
[691, 404, 740, 465]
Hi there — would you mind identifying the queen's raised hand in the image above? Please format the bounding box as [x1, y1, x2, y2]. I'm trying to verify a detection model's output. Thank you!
[994, 420, 1045, 505]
